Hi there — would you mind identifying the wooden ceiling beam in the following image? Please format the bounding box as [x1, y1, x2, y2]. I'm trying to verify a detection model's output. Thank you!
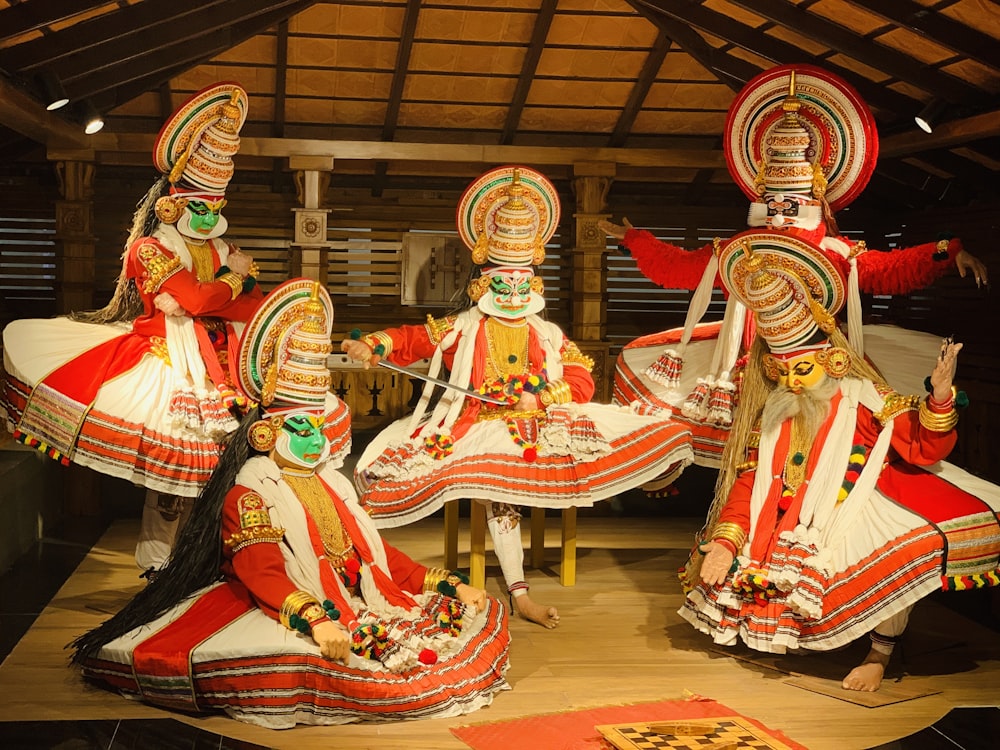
[501, 0, 558, 145]
[724, 0, 980, 103]
[850, 0, 1000, 72]
[59, 135, 728, 170]
[626, 1, 757, 90]
[879, 109, 1000, 158]
[0, 0, 232, 72]
[636, 0, 921, 117]
[65, 1, 314, 103]
[0, 0, 104, 44]
[0, 75, 90, 148]
[609, 28, 672, 148]
[54, 0, 312, 92]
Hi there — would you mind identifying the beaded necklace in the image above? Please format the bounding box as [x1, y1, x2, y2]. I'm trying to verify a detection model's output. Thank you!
[183, 238, 215, 282]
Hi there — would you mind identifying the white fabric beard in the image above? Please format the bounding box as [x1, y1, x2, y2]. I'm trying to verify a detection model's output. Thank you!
[761, 376, 840, 441]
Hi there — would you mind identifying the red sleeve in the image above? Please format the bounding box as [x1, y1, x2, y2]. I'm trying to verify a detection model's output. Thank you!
[715, 470, 754, 534]
[221, 485, 298, 623]
[854, 402, 957, 466]
[622, 228, 720, 291]
[382, 323, 441, 365]
[854, 237, 961, 296]
[381, 538, 427, 595]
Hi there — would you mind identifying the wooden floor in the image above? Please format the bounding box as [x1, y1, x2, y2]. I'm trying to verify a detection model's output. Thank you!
[1, 513, 997, 750]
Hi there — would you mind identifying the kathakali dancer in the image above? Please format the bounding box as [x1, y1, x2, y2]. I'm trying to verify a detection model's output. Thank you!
[71, 279, 510, 728]
[342, 166, 694, 629]
[603, 64, 988, 476]
[677, 230, 1000, 692]
[2, 82, 262, 573]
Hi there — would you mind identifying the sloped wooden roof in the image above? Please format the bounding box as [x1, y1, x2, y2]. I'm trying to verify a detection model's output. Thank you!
[1, 0, 998, 210]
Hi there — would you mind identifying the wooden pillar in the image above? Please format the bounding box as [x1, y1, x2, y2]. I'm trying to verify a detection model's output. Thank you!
[290, 157, 333, 284]
[54, 159, 96, 314]
[570, 162, 614, 401]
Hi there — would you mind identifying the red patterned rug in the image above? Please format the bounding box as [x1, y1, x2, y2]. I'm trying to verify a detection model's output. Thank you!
[451, 694, 808, 750]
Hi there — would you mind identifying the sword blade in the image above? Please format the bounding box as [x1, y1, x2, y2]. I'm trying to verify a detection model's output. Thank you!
[377, 360, 508, 405]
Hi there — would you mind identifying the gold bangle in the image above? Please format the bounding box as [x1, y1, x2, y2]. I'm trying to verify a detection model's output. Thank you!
[918, 399, 959, 432]
[279, 590, 321, 630]
[544, 379, 572, 405]
[710, 521, 747, 551]
[423, 566, 449, 594]
[217, 271, 243, 300]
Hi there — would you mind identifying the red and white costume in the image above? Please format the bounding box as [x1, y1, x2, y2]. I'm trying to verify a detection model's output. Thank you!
[355, 308, 693, 526]
[2, 224, 262, 496]
[679, 378, 1000, 653]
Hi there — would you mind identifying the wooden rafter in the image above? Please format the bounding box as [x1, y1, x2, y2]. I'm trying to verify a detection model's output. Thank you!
[66, 1, 314, 103]
[500, 0, 558, 145]
[636, 0, 922, 118]
[724, 0, 981, 104]
[627, 1, 758, 90]
[0, 0, 233, 72]
[853, 0, 1000, 72]
[0, 0, 104, 43]
[609, 28, 672, 148]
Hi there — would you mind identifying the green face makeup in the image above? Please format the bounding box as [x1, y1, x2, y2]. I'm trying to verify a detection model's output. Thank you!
[280, 413, 327, 466]
[184, 198, 226, 235]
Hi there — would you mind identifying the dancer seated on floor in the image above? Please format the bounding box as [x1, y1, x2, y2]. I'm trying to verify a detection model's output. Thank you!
[677, 230, 1000, 692]
[342, 166, 693, 629]
[70, 280, 510, 728]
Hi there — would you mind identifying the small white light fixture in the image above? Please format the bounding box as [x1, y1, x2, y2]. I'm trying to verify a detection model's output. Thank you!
[914, 99, 947, 134]
[38, 70, 69, 111]
[80, 100, 104, 134]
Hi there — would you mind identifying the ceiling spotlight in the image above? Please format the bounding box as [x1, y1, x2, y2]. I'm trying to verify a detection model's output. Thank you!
[914, 99, 947, 134]
[79, 100, 104, 134]
[38, 70, 69, 111]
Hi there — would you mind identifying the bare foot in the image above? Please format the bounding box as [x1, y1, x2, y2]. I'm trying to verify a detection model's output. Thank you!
[842, 649, 890, 691]
[512, 593, 560, 629]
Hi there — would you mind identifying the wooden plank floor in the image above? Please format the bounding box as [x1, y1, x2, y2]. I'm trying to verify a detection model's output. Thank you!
[0, 514, 997, 750]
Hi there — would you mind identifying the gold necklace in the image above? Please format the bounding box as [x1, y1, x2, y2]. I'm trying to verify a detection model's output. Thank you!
[281, 472, 354, 569]
[183, 239, 215, 282]
[485, 317, 529, 381]
[782, 415, 810, 492]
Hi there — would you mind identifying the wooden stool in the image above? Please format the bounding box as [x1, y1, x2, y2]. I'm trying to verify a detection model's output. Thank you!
[444, 501, 577, 589]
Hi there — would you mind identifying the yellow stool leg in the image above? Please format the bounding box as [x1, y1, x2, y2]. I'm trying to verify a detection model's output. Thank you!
[469, 500, 487, 590]
[560, 507, 577, 587]
[530, 507, 546, 569]
[444, 500, 459, 571]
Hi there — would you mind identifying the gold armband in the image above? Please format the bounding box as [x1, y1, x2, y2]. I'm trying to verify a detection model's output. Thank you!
[425, 314, 456, 345]
[216, 271, 244, 300]
[918, 399, 959, 432]
[279, 590, 323, 630]
[873, 392, 919, 424]
[137, 242, 182, 294]
[542, 379, 572, 406]
[560, 341, 594, 372]
[423, 566, 450, 594]
[710, 521, 747, 552]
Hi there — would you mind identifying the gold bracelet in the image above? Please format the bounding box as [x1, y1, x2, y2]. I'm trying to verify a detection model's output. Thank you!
[543, 379, 572, 405]
[216, 271, 244, 300]
[423, 566, 449, 594]
[918, 399, 959, 432]
[710, 521, 747, 551]
[279, 590, 322, 630]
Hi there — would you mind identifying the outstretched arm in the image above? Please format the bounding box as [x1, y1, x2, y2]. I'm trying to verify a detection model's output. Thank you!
[600, 218, 719, 291]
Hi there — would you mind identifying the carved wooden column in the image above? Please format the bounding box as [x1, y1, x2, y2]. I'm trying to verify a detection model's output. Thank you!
[54, 159, 96, 314]
[570, 162, 614, 401]
[290, 156, 333, 284]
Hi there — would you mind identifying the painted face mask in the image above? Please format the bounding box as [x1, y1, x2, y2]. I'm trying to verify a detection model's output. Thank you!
[176, 195, 229, 240]
[477, 267, 544, 319]
[767, 351, 827, 394]
[274, 412, 330, 469]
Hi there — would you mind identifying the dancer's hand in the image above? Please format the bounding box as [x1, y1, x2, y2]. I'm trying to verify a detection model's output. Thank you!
[955, 249, 988, 288]
[312, 620, 351, 663]
[227, 249, 253, 277]
[597, 217, 633, 240]
[455, 583, 487, 611]
[341, 339, 379, 369]
[515, 391, 541, 411]
[699, 541, 735, 587]
[930, 337, 963, 403]
[153, 292, 184, 316]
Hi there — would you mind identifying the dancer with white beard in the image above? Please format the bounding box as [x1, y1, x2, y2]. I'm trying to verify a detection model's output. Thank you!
[678, 230, 1000, 692]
